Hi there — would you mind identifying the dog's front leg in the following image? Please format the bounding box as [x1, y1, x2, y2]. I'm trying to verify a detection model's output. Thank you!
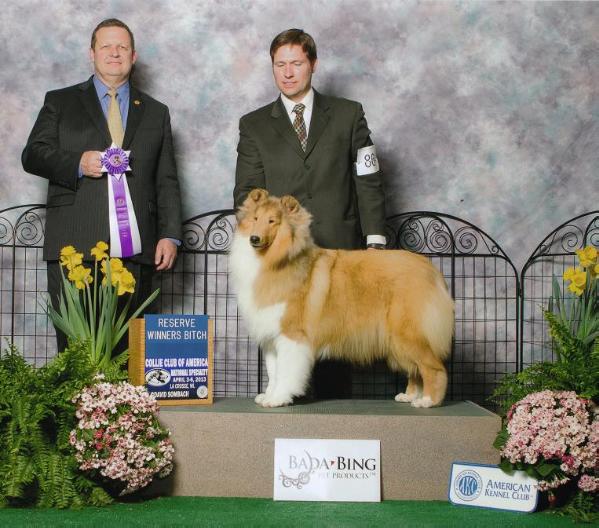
[259, 335, 313, 408]
[255, 343, 277, 405]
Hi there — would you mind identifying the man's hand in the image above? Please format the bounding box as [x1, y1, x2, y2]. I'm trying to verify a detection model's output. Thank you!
[80, 150, 104, 178]
[155, 238, 178, 271]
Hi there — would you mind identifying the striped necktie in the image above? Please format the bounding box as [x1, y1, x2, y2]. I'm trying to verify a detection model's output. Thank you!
[292, 103, 307, 151]
[107, 88, 125, 147]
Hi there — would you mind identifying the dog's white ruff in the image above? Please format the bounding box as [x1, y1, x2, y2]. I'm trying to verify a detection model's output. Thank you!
[230, 235, 286, 343]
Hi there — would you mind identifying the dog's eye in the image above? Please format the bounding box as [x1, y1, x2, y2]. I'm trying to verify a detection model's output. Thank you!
[253, 216, 258, 221]
[269, 219, 275, 224]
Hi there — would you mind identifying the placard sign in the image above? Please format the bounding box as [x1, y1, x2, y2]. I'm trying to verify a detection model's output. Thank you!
[128, 315, 213, 406]
[273, 438, 380, 502]
[448, 462, 538, 512]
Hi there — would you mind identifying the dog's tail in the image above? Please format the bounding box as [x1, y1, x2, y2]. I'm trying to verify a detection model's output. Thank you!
[421, 275, 455, 360]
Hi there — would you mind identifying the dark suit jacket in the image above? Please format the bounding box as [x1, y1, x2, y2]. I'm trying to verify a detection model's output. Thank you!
[22, 76, 182, 265]
[234, 90, 385, 249]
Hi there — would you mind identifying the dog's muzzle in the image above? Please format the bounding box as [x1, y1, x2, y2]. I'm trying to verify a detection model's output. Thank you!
[250, 235, 261, 247]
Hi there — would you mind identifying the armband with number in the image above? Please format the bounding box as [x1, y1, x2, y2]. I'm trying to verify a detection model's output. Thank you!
[355, 145, 379, 176]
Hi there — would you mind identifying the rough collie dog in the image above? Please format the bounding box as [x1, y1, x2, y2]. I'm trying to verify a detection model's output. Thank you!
[230, 189, 454, 408]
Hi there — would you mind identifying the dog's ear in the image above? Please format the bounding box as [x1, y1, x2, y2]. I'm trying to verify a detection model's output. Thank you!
[248, 188, 269, 205]
[238, 188, 270, 221]
[281, 195, 300, 215]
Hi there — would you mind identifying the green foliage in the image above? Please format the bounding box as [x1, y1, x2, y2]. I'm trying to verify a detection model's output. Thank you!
[490, 360, 595, 415]
[556, 490, 599, 524]
[491, 310, 599, 415]
[0, 341, 114, 508]
[549, 274, 599, 348]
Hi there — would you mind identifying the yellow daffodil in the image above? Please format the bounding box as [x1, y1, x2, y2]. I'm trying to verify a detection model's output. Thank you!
[110, 258, 123, 273]
[101, 257, 124, 280]
[100, 257, 135, 290]
[90, 241, 109, 261]
[60, 245, 76, 257]
[59, 245, 83, 271]
[576, 246, 598, 268]
[116, 269, 136, 296]
[68, 265, 93, 290]
[593, 263, 599, 277]
[563, 267, 576, 282]
[565, 266, 586, 296]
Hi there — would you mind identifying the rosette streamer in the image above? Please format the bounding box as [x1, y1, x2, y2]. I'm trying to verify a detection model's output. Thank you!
[101, 143, 141, 258]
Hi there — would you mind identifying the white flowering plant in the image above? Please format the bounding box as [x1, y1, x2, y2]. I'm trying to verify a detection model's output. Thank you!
[69, 377, 174, 496]
[495, 390, 598, 518]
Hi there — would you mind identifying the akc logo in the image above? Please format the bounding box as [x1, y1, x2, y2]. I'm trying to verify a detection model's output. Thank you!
[454, 470, 483, 501]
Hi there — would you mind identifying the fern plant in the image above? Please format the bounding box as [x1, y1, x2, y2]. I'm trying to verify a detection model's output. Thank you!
[0, 341, 116, 508]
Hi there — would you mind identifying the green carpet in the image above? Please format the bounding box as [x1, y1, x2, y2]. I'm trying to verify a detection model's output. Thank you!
[0, 497, 587, 527]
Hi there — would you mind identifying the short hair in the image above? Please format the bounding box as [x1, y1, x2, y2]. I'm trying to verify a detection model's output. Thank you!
[91, 19, 135, 50]
[270, 29, 317, 64]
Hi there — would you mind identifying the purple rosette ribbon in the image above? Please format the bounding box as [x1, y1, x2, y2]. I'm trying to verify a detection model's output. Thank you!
[101, 143, 141, 258]
[101, 145, 131, 178]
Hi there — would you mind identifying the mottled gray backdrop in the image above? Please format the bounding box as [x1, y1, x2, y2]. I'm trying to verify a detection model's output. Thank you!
[2, 0, 598, 267]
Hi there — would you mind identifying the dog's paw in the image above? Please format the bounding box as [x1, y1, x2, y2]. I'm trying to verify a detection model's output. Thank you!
[260, 394, 293, 408]
[411, 396, 433, 408]
[254, 393, 266, 404]
[395, 392, 416, 403]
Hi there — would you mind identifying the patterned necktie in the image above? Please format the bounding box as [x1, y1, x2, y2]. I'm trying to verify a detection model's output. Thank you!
[292, 103, 307, 151]
[107, 88, 125, 147]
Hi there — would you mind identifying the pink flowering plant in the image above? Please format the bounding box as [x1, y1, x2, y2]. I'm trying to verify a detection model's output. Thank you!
[495, 390, 598, 517]
[69, 376, 174, 496]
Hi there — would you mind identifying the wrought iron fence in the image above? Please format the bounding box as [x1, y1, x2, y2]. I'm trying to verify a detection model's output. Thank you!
[520, 211, 599, 369]
[0, 205, 50, 366]
[2, 204, 596, 408]
[379, 213, 519, 405]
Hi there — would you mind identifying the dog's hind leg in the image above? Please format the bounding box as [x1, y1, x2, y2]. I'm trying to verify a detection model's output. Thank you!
[386, 340, 423, 403]
[259, 335, 313, 408]
[395, 370, 422, 403]
[255, 343, 277, 405]
[411, 349, 447, 408]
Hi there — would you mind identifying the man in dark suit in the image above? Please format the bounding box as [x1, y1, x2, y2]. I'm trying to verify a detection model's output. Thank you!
[22, 18, 181, 351]
[234, 29, 386, 397]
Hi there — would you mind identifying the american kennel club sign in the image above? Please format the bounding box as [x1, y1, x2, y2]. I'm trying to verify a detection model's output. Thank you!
[449, 462, 538, 512]
[274, 439, 381, 501]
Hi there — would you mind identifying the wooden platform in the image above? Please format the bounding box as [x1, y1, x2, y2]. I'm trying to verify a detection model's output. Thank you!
[149, 398, 501, 500]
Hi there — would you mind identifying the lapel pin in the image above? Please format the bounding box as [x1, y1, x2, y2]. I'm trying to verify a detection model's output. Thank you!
[134, 100, 141, 105]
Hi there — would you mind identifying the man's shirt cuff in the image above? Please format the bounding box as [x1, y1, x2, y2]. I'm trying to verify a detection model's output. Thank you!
[366, 234, 386, 246]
